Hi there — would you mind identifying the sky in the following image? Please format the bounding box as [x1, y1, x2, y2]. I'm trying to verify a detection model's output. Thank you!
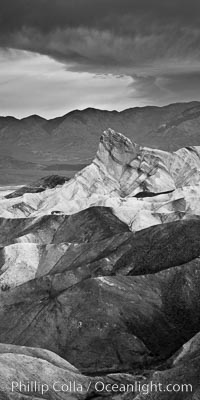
[0, 0, 200, 118]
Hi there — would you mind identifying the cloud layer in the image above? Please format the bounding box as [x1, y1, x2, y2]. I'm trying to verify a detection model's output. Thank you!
[1, 0, 200, 115]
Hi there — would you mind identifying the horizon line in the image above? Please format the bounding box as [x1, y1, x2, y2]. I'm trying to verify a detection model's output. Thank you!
[1, 100, 200, 121]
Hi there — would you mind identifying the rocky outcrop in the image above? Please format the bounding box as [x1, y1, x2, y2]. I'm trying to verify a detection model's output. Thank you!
[5, 175, 70, 199]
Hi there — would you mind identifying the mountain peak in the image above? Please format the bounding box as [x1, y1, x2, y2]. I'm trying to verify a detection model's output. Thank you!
[101, 128, 133, 148]
[20, 114, 46, 123]
[97, 128, 140, 167]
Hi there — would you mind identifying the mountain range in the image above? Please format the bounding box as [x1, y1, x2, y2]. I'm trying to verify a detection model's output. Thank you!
[1, 100, 200, 184]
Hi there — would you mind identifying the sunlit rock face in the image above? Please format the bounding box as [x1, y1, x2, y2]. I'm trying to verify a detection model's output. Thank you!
[95, 129, 176, 196]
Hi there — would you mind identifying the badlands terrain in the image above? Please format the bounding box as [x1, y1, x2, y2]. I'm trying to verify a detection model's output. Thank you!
[0, 125, 200, 399]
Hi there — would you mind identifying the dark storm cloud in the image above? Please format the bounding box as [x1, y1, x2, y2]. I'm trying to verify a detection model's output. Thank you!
[0, 0, 200, 33]
[1, 0, 200, 105]
[1, 0, 200, 64]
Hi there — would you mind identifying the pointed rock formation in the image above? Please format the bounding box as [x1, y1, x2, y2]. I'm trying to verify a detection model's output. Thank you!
[1, 129, 200, 233]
